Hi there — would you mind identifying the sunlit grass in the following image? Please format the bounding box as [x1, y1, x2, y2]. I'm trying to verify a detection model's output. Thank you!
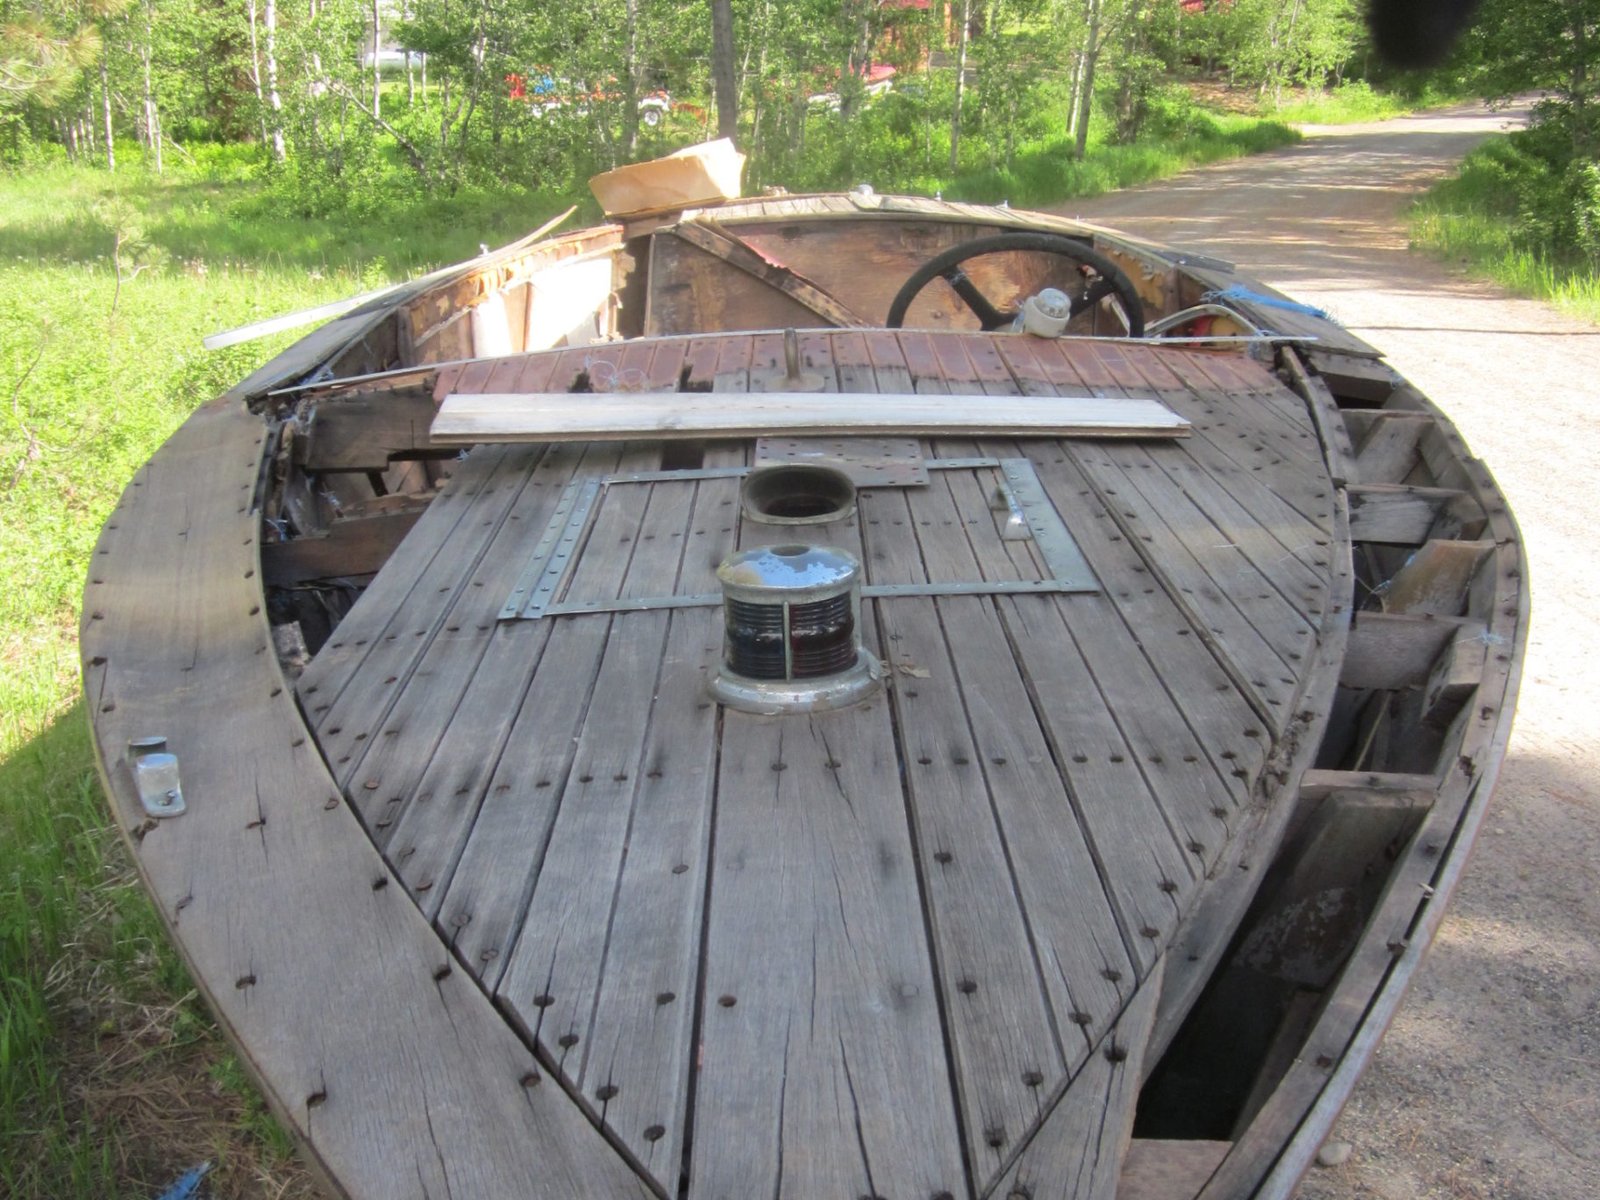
[1267, 80, 1464, 125]
[1409, 137, 1600, 325]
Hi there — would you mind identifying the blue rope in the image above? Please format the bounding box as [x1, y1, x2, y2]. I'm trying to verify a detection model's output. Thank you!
[155, 1162, 211, 1200]
[1204, 285, 1337, 324]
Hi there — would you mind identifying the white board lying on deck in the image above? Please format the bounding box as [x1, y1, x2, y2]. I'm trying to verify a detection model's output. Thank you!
[430, 390, 1190, 444]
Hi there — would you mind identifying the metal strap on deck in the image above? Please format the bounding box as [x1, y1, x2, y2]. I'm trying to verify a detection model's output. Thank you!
[500, 458, 1098, 620]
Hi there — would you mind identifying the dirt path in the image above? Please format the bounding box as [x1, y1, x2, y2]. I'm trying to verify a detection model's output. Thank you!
[1060, 104, 1600, 1199]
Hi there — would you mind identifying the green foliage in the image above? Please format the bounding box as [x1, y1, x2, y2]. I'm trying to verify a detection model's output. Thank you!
[1185, 0, 1362, 97]
[1410, 133, 1600, 323]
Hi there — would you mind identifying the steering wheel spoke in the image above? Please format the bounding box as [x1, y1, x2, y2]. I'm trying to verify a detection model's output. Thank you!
[885, 231, 1146, 338]
[941, 267, 1014, 331]
[1072, 276, 1119, 316]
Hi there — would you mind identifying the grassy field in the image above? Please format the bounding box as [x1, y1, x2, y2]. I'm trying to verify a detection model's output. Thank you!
[0, 102, 1333, 1197]
[0, 146, 575, 1198]
[1409, 135, 1600, 325]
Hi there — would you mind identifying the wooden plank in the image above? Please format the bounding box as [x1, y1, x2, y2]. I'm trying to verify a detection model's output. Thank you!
[294, 444, 522, 723]
[689, 696, 967, 1200]
[1119, 1140, 1231, 1200]
[644, 232, 824, 336]
[1347, 483, 1476, 545]
[1381, 538, 1494, 616]
[1353, 412, 1433, 485]
[991, 960, 1165, 1200]
[496, 473, 713, 1187]
[1120, 347, 1335, 548]
[260, 500, 428, 586]
[432, 389, 1189, 443]
[1422, 624, 1487, 728]
[874, 596, 1075, 1172]
[1007, 444, 1262, 826]
[300, 385, 440, 471]
[1135, 351, 1334, 533]
[1281, 346, 1358, 484]
[305, 445, 563, 796]
[673, 219, 870, 326]
[1304, 347, 1398, 403]
[81, 396, 648, 1200]
[1341, 611, 1476, 689]
[1071, 441, 1314, 725]
[558, 606, 723, 1186]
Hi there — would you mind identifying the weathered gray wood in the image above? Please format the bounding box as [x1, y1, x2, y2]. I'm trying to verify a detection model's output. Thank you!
[1118, 1140, 1231, 1199]
[873, 595, 1075, 1173]
[558, 608, 722, 1186]
[81, 396, 649, 1200]
[259, 499, 427, 586]
[1353, 412, 1433, 485]
[294, 443, 519, 715]
[1381, 538, 1494, 616]
[690, 698, 966, 1200]
[316, 444, 591, 807]
[299, 385, 440, 471]
[1304, 347, 1398, 403]
[1071, 441, 1314, 725]
[431, 445, 659, 981]
[496, 469, 721, 1189]
[991, 959, 1165, 1200]
[1119, 346, 1335, 540]
[1348, 483, 1477, 545]
[1341, 611, 1481, 690]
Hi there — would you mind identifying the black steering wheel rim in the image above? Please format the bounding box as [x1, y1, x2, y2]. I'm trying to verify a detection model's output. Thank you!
[883, 231, 1147, 337]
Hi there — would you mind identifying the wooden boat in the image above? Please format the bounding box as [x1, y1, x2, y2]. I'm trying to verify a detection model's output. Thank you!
[83, 184, 1525, 1200]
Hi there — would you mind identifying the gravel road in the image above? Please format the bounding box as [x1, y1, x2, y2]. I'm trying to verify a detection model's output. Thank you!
[1059, 103, 1600, 1199]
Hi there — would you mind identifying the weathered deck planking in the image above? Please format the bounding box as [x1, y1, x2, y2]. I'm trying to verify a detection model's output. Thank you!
[992, 960, 1165, 1200]
[288, 326, 1343, 1198]
[83, 396, 650, 1200]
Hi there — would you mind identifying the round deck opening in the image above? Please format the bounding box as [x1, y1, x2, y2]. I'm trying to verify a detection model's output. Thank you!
[741, 464, 856, 525]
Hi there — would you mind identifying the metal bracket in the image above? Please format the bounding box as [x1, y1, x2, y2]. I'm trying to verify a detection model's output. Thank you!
[129, 737, 185, 818]
[500, 456, 1098, 620]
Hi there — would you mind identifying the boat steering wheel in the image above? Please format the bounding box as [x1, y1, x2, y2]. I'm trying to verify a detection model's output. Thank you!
[884, 231, 1147, 337]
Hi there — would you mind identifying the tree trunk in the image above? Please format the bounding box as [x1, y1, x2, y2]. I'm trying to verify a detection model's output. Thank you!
[100, 54, 115, 172]
[264, 0, 285, 161]
[621, 0, 640, 155]
[950, 0, 971, 173]
[246, 0, 269, 145]
[371, 0, 381, 118]
[142, 1, 162, 173]
[1073, 0, 1101, 160]
[711, 0, 738, 143]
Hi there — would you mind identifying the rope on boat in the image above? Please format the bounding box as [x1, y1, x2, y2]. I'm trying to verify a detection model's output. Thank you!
[1203, 284, 1340, 325]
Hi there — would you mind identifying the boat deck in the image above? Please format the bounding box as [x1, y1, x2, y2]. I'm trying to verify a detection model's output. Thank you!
[289, 330, 1344, 1198]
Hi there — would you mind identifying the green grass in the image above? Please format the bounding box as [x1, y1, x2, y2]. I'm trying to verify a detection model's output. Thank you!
[944, 111, 1299, 208]
[0, 144, 584, 1198]
[1409, 136, 1600, 325]
[1263, 80, 1463, 125]
[0, 104, 1317, 1195]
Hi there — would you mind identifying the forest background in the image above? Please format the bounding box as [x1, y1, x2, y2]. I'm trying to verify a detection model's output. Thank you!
[2, 0, 1597, 1196]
